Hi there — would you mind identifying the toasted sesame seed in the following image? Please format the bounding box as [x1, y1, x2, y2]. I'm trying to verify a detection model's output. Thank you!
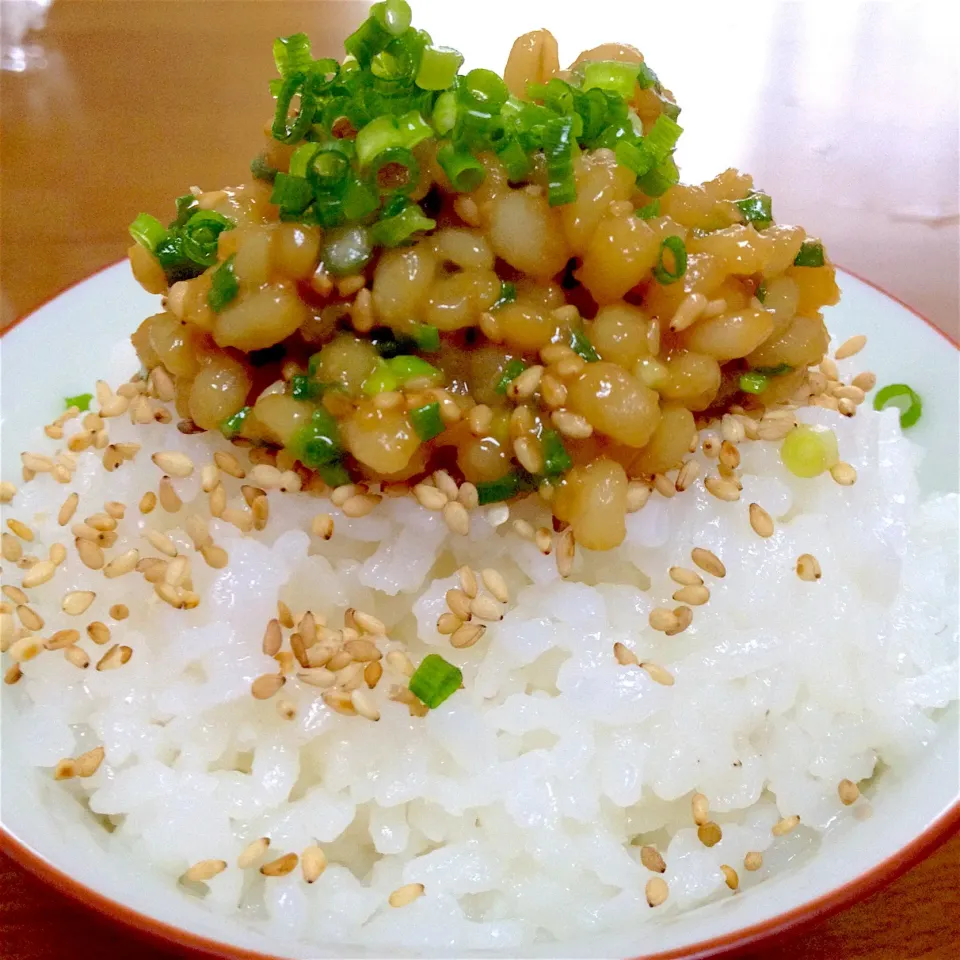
[551, 408, 593, 439]
[251, 673, 285, 700]
[138, 491, 157, 515]
[672, 584, 709, 606]
[669, 292, 708, 332]
[389, 882, 424, 908]
[363, 660, 383, 688]
[344, 638, 382, 662]
[208, 483, 227, 518]
[669, 567, 702, 587]
[796, 553, 822, 581]
[838, 779, 860, 805]
[276, 600, 294, 629]
[21, 451, 54, 473]
[454, 565, 478, 600]
[720, 414, 745, 445]
[666, 605, 694, 636]
[429, 470, 457, 502]
[60, 646, 87, 669]
[151, 451, 194, 478]
[4, 662, 23, 684]
[213, 450, 246, 479]
[103, 549, 139, 578]
[442, 500, 470, 536]
[296, 845, 327, 884]
[200, 543, 228, 568]
[445, 588, 472, 621]
[626, 481, 651, 514]
[9, 636, 42, 662]
[0, 481, 16, 503]
[470, 594, 503, 622]
[834, 334, 866, 360]
[851, 371, 877, 393]
[7, 518, 34, 542]
[675, 459, 700, 492]
[772, 814, 801, 837]
[183, 859, 226, 883]
[297, 667, 336, 689]
[614, 641, 639, 666]
[719, 440, 741, 471]
[748, 503, 775, 538]
[22, 559, 56, 588]
[45, 628, 80, 650]
[109, 604, 129, 621]
[15, 604, 43, 631]
[385, 650, 415, 677]
[86, 621, 111, 645]
[413, 483, 448, 511]
[534, 527, 553, 555]
[158, 476, 183, 513]
[1, 533, 23, 562]
[327, 650, 353, 674]
[697, 821, 722, 847]
[353, 609, 386, 636]
[704, 475, 741, 502]
[350, 688, 380, 721]
[743, 851, 763, 871]
[640, 845, 666, 873]
[640, 661, 675, 686]
[76, 745, 105, 777]
[222, 506, 254, 532]
[649, 607, 679, 633]
[55, 492, 80, 527]
[311, 513, 334, 540]
[691, 547, 725, 578]
[96, 644, 132, 671]
[260, 853, 298, 877]
[653, 473, 676, 499]
[262, 619, 282, 657]
[720, 864, 739, 890]
[54, 759, 77, 780]
[830, 461, 857, 486]
[322, 688, 357, 716]
[238, 837, 270, 869]
[480, 568, 509, 604]
[144, 528, 178, 558]
[645, 876, 669, 908]
[450, 622, 486, 649]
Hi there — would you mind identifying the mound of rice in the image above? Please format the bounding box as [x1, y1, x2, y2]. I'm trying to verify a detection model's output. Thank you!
[2, 394, 957, 949]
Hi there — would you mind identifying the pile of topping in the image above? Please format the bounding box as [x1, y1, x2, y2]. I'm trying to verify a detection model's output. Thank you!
[126, 0, 849, 551]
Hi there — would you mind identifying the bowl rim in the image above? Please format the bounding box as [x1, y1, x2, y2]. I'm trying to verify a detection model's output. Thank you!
[1, 260, 958, 960]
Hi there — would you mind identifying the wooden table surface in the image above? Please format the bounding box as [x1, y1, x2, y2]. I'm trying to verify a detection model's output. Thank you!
[1, 2, 957, 958]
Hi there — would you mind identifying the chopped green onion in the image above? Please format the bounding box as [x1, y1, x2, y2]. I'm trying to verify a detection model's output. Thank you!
[323, 224, 373, 274]
[178, 210, 235, 268]
[416, 44, 463, 90]
[342, 178, 380, 221]
[475, 470, 533, 505]
[273, 33, 313, 78]
[570, 329, 600, 363]
[308, 194, 346, 228]
[371, 203, 436, 247]
[307, 143, 354, 194]
[495, 358, 526, 394]
[250, 153, 278, 183]
[220, 406, 252, 439]
[781, 424, 839, 478]
[615, 139, 654, 178]
[637, 155, 679, 197]
[873, 383, 922, 428]
[755, 280, 767, 303]
[431, 89, 459, 134]
[409, 653, 463, 709]
[356, 112, 431, 168]
[413, 324, 441, 352]
[636, 198, 660, 219]
[496, 138, 532, 182]
[411, 402, 445, 441]
[270, 172, 315, 216]
[653, 235, 687, 284]
[291, 409, 341, 467]
[343, 14, 391, 68]
[736, 192, 773, 229]
[753, 363, 792, 376]
[208, 255, 239, 313]
[386, 354, 443, 385]
[372, 0, 412, 37]
[289, 141, 320, 178]
[490, 281, 517, 311]
[541, 429, 572, 477]
[128, 213, 167, 253]
[369, 146, 419, 195]
[396, 110, 434, 148]
[436, 142, 486, 193]
[543, 115, 577, 206]
[643, 114, 683, 163]
[64, 393, 93, 413]
[636, 62, 660, 90]
[463, 68, 509, 110]
[582, 60, 640, 100]
[317, 461, 351, 487]
[290, 374, 322, 401]
[793, 239, 825, 267]
[170, 194, 200, 229]
[271, 74, 317, 144]
[362, 359, 401, 395]
[739, 372, 769, 394]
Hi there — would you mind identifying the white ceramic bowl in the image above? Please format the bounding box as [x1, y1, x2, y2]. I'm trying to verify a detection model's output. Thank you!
[1, 263, 957, 959]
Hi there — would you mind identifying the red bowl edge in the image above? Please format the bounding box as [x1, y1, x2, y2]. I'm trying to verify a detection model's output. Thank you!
[1, 259, 958, 960]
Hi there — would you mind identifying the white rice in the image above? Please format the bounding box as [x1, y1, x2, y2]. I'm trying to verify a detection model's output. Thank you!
[2, 398, 957, 950]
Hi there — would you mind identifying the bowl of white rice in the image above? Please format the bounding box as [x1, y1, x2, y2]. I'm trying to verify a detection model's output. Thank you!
[1, 2, 958, 953]
[1, 262, 956, 959]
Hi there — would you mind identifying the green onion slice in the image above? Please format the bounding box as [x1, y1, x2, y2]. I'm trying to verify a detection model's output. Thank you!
[436, 142, 486, 193]
[220, 406, 252, 439]
[793, 239, 825, 267]
[495, 358, 526, 394]
[412, 324, 441, 352]
[371, 203, 436, 247]
[387, 354, 443, 385]
[372, 0, 412, 37]
[317, 461, 352, 488]
[179, 210, 235, 267]
[409, 653, 463, 709]
[128, 213, 167, 253]
[270, 172, 315, 216]
[543, 115, 577, 206]
[653, 235, 687, 284]
[739, 372, 768, 394]
[636, 198, 661, 220]
[581, 60, 639, 100]
[475, 470, 535, 505]
[290, 374, 323, 401]
[755, 280, 767, 303]
[570, 329, 600, 363]
[291, 409, 342, 466]
[64, 393, 93, 412]
[873, 383, 922, 428]
[271, 74, 317, 144]
[273, 33, 313, 78]
[490, 281, 517, 311]
[416, 44, 463, 90]
[362, 359, 401, 396]
[207, 255, 239, 313]
[411, 401, 445, 441]
[753, 363, 792, 377]
[369, 146, 419, 195]
[541, 429, 573, 477]
[736, 191, 773, 229]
